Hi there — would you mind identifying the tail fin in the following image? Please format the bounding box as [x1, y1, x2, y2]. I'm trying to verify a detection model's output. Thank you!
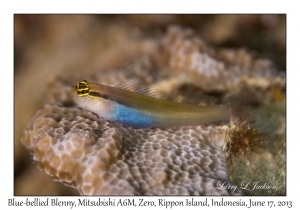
[225, 89, 256, 126]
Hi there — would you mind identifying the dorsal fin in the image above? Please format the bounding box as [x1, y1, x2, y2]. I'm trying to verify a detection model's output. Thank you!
[115, 81, 164, 100]
[115, 80, 140, 92]
[167, 91, 219, 105]
[115, 81, 220, 105]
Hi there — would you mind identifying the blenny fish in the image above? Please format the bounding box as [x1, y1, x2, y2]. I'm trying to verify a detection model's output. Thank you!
[73, 80, 230, 128]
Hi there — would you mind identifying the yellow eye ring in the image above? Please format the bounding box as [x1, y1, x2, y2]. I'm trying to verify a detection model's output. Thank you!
[74, 80, 90, 97]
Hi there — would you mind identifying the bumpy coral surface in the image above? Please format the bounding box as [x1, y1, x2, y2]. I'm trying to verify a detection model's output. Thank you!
[160, 26, 279, 91]
[22, 100, 233, 195]
[21, 25, 286, 195]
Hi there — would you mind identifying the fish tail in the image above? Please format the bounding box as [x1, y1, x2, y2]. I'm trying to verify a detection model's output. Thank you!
[225, 89, 255, 125]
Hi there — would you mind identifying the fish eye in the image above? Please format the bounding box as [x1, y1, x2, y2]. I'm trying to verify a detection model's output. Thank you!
[79, 89, 89, 94]
[74, 80, 90, 97]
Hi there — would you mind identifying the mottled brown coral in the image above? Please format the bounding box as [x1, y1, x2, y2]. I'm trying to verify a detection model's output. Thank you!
[160, 26, 280, 91]
[20, 24, 285, 195]
[22, 69, 242, 195]
[22, 99, 236, 195]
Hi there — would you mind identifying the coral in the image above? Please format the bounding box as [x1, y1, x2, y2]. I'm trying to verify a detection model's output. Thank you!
[160, 26, 280, 91]
[22, 99, 235, 195]
[20, 25, 285, 195]
[22, 74, 240, 195]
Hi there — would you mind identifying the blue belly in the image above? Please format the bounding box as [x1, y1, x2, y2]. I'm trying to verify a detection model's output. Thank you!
[113, 103, 154, 128]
